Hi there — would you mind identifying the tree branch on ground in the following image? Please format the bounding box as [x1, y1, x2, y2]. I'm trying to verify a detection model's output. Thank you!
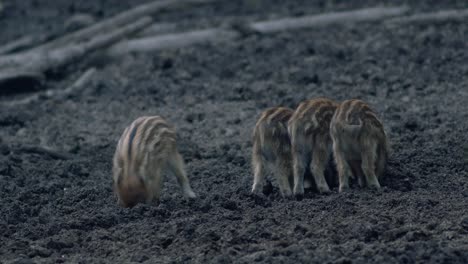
[0, 0, 216, 92]
[26, 0, 216, 54]
[107, 6, 409, 56]
[0, 34, 52, 55]
[14, 145, 72, 160]
[385, 9, 468, 25]
[136, 23, 178, 38]
[108, 29, 239, 56]
[250, 6, 409, 33]
[0, 17, 152, 91]
[2, 68, 96, 107]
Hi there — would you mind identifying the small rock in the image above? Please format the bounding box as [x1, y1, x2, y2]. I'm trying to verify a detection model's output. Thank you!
[28, 245, 52, 258]
[462, 189, 468, 198]
[46, 239, 73, 250]
[405, 230, 429, 241]
[336, 257, 353, 264]
[0, 142, 10, 155]
[442, 231, 456, 240]
[404, 119, 419, 131]
[221, 199, 238, 211]
[131, 254, 149, 263]
[460, 217, 468, 231]
[223, 128, 235, 137]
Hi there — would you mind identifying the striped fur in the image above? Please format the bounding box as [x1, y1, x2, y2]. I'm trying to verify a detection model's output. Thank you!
[113, 116, 196, 208]
[288, 97, 338, 196]
[251, 107, 294, 197]
[330, 99, 390, 192]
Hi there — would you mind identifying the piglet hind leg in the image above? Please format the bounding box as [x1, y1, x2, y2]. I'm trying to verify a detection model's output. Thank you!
[349, 160, 365, 188]
[251, 142, 265, 194]
[375, 143, 388, 181]
[167, 152, 196, 199]
[310, 145, 331, 194]
[333, 141, 352, 193]
[361, 140, 381, 190]
[292, 151, 306, 197]
[275, 159, 293, 198]
[146, 164, 165, 203]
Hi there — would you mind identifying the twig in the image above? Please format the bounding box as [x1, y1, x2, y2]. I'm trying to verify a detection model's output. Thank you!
[48, 67, 96, 100]
[136, 23, 178, 38]
[250, 6, 409, 33]
[15, 145, 72, 160]
[0, 34, 50, 55]
[1, 92, 42, 107]
[385, 9, 468, 25]
[107, 28, 239, 56]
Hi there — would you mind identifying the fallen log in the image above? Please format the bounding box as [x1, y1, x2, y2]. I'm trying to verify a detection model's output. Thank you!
[15, 145, 72, 160]
[107, 6, 409, 56]
[250, 6, 409, 33]
[42, 17, 152, 71]
[27, 0, 216, 54]
[2, 68, 95, 106]
[0, 17, 152, 70]
[0, 69, 45, 95]
[137, 23, 178, 38]
[107, 28, 239, 56]
[385, 9, 468, 25]
[0, 17, 152, 90]
[0, 0, 217, 92]
[0, 15, 96, 56]
[0, 34, 52, 55]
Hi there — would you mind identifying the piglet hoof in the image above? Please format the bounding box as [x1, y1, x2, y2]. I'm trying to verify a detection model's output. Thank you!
[294, 193, 304, 201]
[184, 190, 197, 199]
[367, 179, 381, 190]
[281, 189, 294, 199]
[293, 188, 304, 201]
[317, 184, 330, 194]
[339, 184, 349, 193]
[293, 185, 304, 196]
[251, 184, 263, 195]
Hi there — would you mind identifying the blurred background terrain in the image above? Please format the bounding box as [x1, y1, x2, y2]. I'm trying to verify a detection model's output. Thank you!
[0, 0, 467, 263]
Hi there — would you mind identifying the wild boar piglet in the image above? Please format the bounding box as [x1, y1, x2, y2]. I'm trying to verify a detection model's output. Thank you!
[113, 116, 196, 208]
[251, 107, 294, 197]
[288, 98, 338, 196]
[330, 99, 389, 192]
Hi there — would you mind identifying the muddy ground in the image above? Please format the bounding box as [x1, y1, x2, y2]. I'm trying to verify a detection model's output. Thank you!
[1, 0, 468, 263]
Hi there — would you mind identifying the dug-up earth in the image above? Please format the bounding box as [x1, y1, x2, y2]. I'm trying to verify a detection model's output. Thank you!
[0, 0, 468, 263]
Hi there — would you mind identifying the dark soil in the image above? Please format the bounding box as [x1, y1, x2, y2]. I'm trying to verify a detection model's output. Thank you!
[1, 0, 468, 263]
